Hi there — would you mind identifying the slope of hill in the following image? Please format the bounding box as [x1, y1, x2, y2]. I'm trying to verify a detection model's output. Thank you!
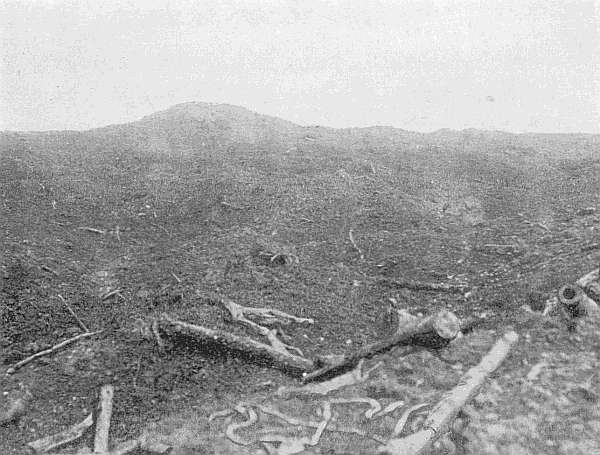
[1, 103, 599, 454]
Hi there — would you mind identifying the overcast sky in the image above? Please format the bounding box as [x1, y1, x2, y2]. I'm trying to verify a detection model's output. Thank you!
[1, 0, 599, 133]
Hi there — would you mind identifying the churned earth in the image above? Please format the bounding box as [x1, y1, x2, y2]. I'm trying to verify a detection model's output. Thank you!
[1, 103, 599, 454]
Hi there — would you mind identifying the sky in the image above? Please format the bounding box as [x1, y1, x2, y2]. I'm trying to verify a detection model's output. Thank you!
[1, 0, 599, 133]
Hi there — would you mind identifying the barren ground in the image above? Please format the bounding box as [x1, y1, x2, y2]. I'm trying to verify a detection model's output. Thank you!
[1, 103, 599, 454]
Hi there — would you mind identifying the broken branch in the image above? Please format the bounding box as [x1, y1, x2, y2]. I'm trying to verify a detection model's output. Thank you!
[27, 413, 94, 453]
[303, 310, 460, 383]
[378, 331, 518, 455]
[6, 330, 103, 375]
[277, 359, 381, 398]
[158, 315, 314, 375]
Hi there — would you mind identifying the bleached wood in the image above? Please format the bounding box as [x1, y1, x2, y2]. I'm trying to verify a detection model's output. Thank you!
[378, 331, 518, 455]
[27, 413, 93, 453]
[93, 385, 114, 454]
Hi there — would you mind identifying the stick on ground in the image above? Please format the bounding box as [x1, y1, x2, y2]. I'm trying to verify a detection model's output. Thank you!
[94, 385, 114, 454]
[378, 278, 469, 294]
[348, 229, 364, 260]
[6, 330, 103, 375]
[57, 294, 89, 332]
[378, 331, 519, 455]
[27, 413, 94, 453]
[303, 310, 460, 383]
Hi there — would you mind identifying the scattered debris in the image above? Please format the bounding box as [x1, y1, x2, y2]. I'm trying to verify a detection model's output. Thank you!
[220, 201, 244, 210]
[6, 330, 103, 375]
[377, 331, 519, 455]
[101, 288, 124, 301]
[276, 359, 382, 397]
[77, 227, 107, 235]
[224, 404, 258, 445]
[330, 397, 381, 419]
[26, 385, 167, 455]
[256, 250, 299, 266]
[376, 400, 407, 419]
[526, 361, 549, 382]
[390, 403, 431, 438]
[348, 229, 364, 260]
[259, 402, 332, 455]
[212, 401, 385, 448]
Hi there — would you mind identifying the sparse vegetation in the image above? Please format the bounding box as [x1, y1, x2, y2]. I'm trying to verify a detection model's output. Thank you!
[1, 102, 599, 454]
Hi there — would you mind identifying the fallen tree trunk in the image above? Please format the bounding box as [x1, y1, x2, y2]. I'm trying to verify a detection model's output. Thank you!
[378, 278, 469, 294]
[302, 310, 460, 383]
[378, 331, 518, 455]
[158, 315, 315, 375]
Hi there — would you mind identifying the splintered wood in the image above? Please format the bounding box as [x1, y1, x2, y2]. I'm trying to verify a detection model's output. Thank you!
[378, 331, 519, 455]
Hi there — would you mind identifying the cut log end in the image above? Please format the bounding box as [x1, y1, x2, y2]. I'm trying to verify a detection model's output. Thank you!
[558, 284, 582, 307]
[432, 310, 461, 340]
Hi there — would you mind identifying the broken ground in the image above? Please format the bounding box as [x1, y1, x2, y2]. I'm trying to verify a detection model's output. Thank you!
[1, 103, 600, 454]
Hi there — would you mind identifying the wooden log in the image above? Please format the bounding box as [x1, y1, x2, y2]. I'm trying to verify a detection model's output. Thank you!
[558, 283, 599, 318]
[302, 310, 460, 383]
[158, 316, 315, 375]
[27, 413, 94, 453]
[94, 385, 114, 454]
[378, 278, 469, 294]
[377, 331, 518, 455]
[558, 284, 583, 317]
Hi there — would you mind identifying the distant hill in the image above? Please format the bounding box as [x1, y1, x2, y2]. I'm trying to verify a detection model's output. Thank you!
[1, 102, 599, 230]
